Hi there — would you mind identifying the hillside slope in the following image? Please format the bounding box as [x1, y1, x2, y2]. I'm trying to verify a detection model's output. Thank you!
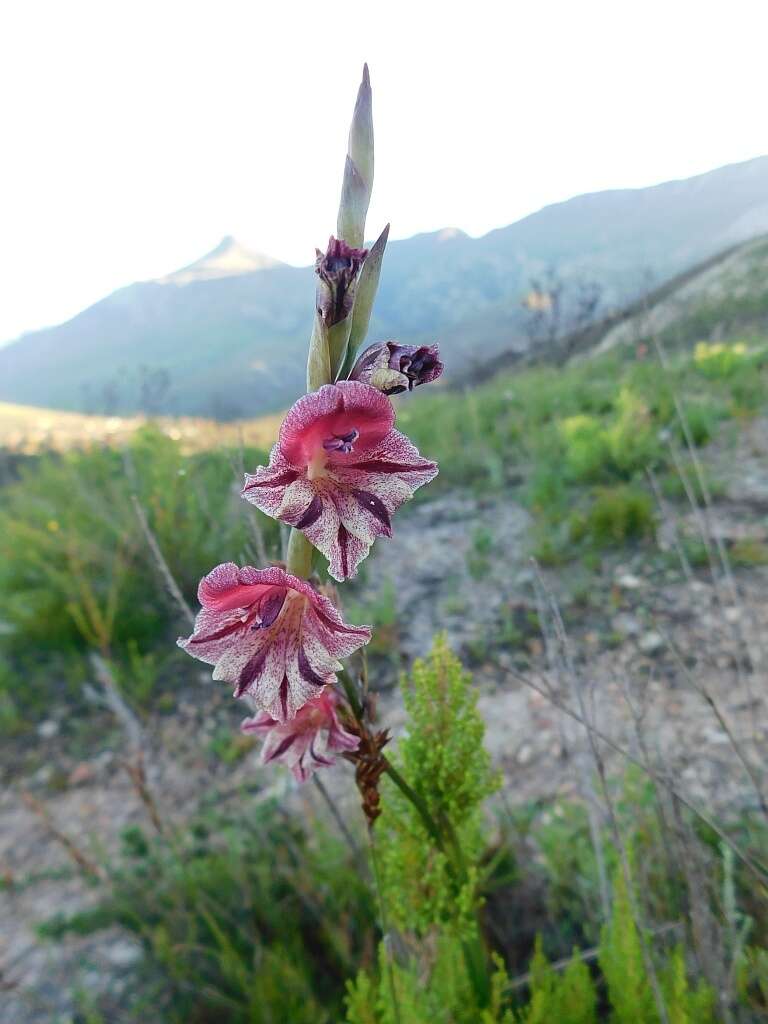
[0, 155, 766, 418]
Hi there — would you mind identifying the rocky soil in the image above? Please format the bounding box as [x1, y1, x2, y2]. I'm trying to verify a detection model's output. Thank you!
[2, 418, 767, 1022]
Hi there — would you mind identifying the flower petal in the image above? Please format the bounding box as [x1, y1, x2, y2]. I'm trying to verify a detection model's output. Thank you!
[278, 382, 394, 468]
[179, 565, 370, 721]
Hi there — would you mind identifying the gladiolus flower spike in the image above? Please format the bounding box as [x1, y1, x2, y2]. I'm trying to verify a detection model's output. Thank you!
[178, 563, 370, 722]
[242, 381, 437, 581]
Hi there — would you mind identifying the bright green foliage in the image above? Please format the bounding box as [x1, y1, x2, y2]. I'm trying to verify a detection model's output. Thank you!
[736, 945, 768, 1014]
[569, 485, 655, 548]
[600, 866, 658, 1023]
[661, 946, 716, 1024]
[399, 337, 767, 564]
[559, 389, 657, 486]
[559, 414, 609, 482]
[377, 636, 500, 937]
[605, 387, 658, 477]
[599, 864, 715, 1024]
[694, 340, 750, 379]
[345, 639, 507, 1022]
[516, 937, 596, 1024]
[345, 939, 514, 1024]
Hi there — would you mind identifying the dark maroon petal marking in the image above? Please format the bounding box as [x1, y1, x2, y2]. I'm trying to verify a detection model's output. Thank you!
[313, 606, 370, 636]
[264, 733, 298, 762]
[293, 494, 324, 530]
[337, 525, 350, 578]
[352, 489, 391, 530]
[298, 646, 327, 686]
[257, 590, 286, 629]
[189, 616, 249, 645]
[243, 469, 299, 490]
[344, 459, 434, 474]
[279, 676, 289, 720]
[309, 741, 334, 766]
[322, 428, 360, 454]
[234, 646, 270, 698]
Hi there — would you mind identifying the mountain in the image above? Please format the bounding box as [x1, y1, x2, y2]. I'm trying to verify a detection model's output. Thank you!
[468, 232, 768, 385]
[593, 231, 768, 355]
[1, 156, 766, 419]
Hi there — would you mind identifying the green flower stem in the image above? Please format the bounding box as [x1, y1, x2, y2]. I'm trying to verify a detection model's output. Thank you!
[381, 755, 447, 855]
[338, 666, 365, 723]
[285, 529, 314, 578]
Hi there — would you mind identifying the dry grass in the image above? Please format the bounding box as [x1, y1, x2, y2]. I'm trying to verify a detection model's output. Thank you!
[0, 401, 282, 454]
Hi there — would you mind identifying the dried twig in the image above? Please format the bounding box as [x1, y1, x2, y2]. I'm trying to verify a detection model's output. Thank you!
[495, 659, 768, 886]
[658, 627, 768, 820]
[124, 754, 165, 835]
[312, 774, 366, 875]
[531, 563, 610, 922]
[532, 565, 669, 1024]
[20, 790, 103, 880]
[89, 651, 146, 753]
[130, 494, 194, 625]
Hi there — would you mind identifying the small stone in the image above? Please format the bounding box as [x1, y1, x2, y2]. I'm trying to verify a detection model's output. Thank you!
[31, 765, 53, 786]
[616, 572, 643, 590]
[37, 720, 59, 739]
[105, 939, 143, 968]
[723, 606, 741, 624]
[638, 631, 664, 655]
[612, 613, 641, 637]
[517, 743, 533, 765]
[93, 750, 115, 770]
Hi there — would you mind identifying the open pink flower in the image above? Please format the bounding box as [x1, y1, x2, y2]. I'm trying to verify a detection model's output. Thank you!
[241, 689, 359, 782]
[242, 381, 437, 580]
[177, 563, 370, 721]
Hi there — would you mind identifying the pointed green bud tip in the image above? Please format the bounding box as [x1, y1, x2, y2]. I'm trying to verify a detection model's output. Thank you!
[337, 66, 374, 249]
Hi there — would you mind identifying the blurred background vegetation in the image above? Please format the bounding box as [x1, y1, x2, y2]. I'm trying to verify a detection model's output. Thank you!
[2, 330, 768, 1020]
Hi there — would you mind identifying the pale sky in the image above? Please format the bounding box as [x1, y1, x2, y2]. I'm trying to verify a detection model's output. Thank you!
[0, 0, 765, 344]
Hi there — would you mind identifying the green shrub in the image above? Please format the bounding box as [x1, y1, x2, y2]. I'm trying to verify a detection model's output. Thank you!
[560, 414, 610, 483]
[694, 341, 749, 379]
[569, 486, 655, 548]
[0, 428, 278, 712]
[40, 800, 376, 1024]
[600, 864, 716, 1023]
[378, 636, 500, 937]
[517, 937, 597, 1024]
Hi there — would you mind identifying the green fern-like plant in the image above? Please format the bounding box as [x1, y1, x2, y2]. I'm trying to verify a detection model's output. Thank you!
[599, 863, 716, 1024]
[345, 939, 514, 1024]
[346, 638, 507, 1022]
[377, 635, 500, 938]
[517, 936, 597, 1024]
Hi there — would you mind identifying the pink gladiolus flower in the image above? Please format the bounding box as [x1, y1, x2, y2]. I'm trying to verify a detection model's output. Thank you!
[177, 563, 370, 721]
[241, 689, 359, 782]
[242, 381, 437, 580]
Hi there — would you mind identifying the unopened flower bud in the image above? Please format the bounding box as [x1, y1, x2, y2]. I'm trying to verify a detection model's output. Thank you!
[315, 236, 368, 328]
[349, 341, 443, 395]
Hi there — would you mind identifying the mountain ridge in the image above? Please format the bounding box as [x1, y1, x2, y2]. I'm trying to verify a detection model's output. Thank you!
[1, 154, 766, 419]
